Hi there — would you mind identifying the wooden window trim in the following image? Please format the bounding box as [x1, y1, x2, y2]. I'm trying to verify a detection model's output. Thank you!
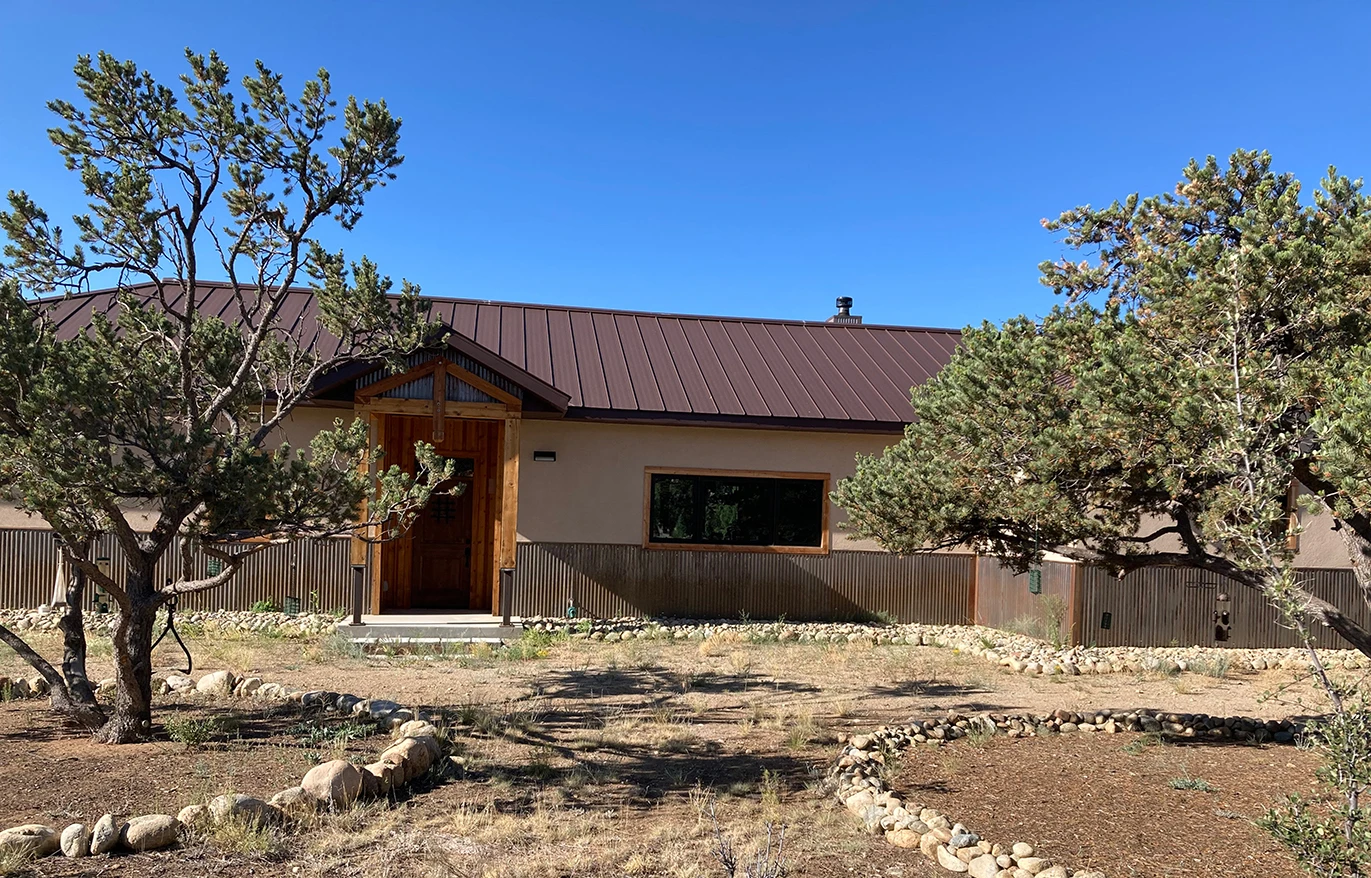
[641, 467, 831, 555]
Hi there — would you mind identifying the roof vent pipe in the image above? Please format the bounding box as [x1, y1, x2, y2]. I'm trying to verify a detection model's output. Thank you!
[826, 296, 862, 324]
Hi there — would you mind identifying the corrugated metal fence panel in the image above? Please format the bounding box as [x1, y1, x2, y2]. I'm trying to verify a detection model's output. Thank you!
[0, 529, 351, 612]
[974, 558, 1075, 633]
[1076, 567, 1211, 647]
[512, 543, 974, 624]
[1076, 566, 1371, 649]
[0, 529, 61, 608]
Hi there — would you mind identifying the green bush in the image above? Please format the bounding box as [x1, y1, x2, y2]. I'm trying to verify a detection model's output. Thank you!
[164, 714, 224, 747]
[1260, 692, 1371, 876]
[248, 599, 280, 613]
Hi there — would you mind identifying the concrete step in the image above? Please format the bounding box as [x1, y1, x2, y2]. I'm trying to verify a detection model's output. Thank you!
[338, 622, 521, 643]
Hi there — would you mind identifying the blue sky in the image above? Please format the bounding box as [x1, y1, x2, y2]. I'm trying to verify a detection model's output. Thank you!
[1, 1, 1366, 329]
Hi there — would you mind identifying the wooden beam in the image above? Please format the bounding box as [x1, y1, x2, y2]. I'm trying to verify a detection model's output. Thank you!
[500, 415, 520, 571]
[370, 413, 386, 614]
[355, 359, 439, 402]
[448, 362, 523, 410]
[432, 361, 447, 442]
[357, 399, 509, 420]
[351, 410, 373, 567]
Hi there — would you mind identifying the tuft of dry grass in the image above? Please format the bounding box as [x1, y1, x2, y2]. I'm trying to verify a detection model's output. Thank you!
[0, 847, 34, 878]
[202, 814, 290, 858]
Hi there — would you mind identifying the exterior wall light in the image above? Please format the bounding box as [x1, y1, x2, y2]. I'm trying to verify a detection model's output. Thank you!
[533, 451, 556, 462]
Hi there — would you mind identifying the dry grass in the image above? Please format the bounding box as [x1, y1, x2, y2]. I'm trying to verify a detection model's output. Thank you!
[0, 627, 1334, 877]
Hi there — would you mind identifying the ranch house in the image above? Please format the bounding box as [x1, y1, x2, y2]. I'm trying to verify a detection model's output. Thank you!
[1, 285, 1365, 649]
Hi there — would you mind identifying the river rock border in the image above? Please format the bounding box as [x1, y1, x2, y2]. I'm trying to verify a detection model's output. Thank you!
[0, 670, 453, 863]
[830, 707, 1305, 878]
[522, 615, 1367, 676]
[1, 606, 339, 638]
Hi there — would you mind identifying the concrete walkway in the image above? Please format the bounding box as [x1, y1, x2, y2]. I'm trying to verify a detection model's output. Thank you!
[338, 611, 523, 643]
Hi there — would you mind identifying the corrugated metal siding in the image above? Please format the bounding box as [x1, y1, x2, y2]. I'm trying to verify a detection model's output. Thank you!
[447, 373, 496, 403]
[1076, 566, 1371, 649]
[383, 372, 434, 400]
[0, 529, 352, 612]
[512, 543, 973, 623]
[974, 557, 1075, 636]
[0, 530, 61, 609]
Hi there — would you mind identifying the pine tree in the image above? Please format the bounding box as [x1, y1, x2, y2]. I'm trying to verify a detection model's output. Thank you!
[835, 150, 1371, 657]
[0, 51, 451, 742]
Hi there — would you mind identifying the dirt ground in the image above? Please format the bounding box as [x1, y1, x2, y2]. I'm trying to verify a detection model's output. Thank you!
[0, 630, 1341, 877]
[898, 732, 1320, 878]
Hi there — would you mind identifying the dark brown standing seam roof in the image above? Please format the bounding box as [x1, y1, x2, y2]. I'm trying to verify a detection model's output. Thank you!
[37, 285, 960, 431]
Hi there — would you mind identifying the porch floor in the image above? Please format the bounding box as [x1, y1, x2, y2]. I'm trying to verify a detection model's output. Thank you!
[338, 611, 523, 644]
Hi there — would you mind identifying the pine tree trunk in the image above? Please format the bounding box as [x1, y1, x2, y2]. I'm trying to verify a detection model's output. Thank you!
[94, 564, 158, 744]
[57, 563, 97, 707]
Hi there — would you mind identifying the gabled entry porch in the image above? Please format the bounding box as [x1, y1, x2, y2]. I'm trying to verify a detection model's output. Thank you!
[346, 339, 569, 615]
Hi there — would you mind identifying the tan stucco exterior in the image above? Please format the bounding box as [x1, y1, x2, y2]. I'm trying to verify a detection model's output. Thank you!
[2, 402, 1359, 569]
[1294, 503, 1353, 569]
[514, 418, 896, 551]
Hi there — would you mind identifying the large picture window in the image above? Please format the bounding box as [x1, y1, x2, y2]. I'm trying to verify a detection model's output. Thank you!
[645, 469, 828, 551]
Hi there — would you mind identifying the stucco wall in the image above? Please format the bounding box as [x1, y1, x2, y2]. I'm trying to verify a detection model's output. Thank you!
[1293, 503, 1352, 569]
[0, 404, 348, 531]
[516, 419, 896, 550]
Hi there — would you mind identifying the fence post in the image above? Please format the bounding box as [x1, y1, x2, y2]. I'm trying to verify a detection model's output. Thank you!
[350, 563, 366, 626]
[500, 567, 515, 627]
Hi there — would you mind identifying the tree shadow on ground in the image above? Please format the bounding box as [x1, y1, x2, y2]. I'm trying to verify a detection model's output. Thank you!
[465, 736, 822, 813]
[511, 665, 821, 736]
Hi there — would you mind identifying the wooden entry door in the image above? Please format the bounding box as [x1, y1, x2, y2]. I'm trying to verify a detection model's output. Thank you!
[377, 416, 502, 612]
[409, 457, 476, 609]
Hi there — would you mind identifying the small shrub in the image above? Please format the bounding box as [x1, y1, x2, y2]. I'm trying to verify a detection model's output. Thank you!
[1169, 776, 1214, 792]
[311, 632, 365, 662]
[698, 634, 736, 657]
[248, 599, 280, 613]
[1002, 596, 1069, 648]
[964, 723, 996, 748]
[1141, 655, 1181, 677]
[165, 714, 224, 748]
[1260, 688, 1371, 875]
[523, 746, 558, 781]
[710, 801, 787, 878]
[1262, 794, 1371, 876]
[1190, 655, 1232, 678]
[499, 629, 562, 661]
[291, 718, 379, 750]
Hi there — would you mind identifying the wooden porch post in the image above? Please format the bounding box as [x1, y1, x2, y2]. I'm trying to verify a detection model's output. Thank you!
[494, 414, 521, 613]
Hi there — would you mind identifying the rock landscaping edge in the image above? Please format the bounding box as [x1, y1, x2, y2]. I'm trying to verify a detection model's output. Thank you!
[0, 671, 452, 863]
[0, 606, 339, 638]
[828, 706, 1305, 878]
[522, 615, 1368, 677]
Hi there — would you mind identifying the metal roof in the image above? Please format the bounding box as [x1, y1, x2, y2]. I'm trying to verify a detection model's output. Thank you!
[38, 285, 959, 429]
